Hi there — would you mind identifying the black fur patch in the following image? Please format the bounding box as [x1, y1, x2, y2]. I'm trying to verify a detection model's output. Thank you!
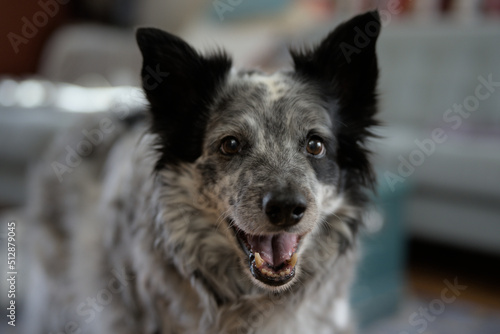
[136, 28, 232, 169]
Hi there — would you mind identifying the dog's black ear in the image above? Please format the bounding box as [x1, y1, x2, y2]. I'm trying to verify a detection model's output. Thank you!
[291, 11, 381, 188]
[291, 10, 380, 109]
[136, 28, 232, 168]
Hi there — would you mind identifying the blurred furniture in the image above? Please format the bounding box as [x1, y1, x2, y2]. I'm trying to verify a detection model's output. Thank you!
[373, 21, 500, 255]
[0, 2, 71, 75]
[0, 80, 144, 205]
[0, 106, 77, 205]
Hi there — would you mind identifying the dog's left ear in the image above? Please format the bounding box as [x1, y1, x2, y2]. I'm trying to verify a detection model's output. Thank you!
[291, 10, 380, 110]
[291, 11, 381, 188]
[136, 28, 232, 168]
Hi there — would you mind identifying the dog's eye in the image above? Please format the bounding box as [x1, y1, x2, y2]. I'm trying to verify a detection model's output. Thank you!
[220, 137, 241, 155]
[306, 136, 325, 157]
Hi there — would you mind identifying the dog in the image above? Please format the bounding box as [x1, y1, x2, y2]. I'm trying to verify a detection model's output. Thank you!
[23, 10, 381, 334]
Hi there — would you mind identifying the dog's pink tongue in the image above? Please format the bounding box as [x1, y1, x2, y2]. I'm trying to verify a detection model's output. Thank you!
[247, 234, 298, 267]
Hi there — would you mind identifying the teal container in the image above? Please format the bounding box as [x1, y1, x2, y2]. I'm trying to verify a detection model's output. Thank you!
[351, 177, 408, 328]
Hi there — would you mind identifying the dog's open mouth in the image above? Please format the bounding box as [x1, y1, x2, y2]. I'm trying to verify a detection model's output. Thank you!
[233, 226, 302, 286]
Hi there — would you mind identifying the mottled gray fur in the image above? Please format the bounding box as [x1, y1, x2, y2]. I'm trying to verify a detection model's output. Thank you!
[23, 11, 381, 334]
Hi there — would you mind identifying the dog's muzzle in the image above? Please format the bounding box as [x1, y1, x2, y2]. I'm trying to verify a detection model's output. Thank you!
[231, 186, 308, 286]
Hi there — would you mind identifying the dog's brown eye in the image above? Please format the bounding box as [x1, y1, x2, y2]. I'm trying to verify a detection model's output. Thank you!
[306, 137, 325, 156]
[220, 137, 241, 155]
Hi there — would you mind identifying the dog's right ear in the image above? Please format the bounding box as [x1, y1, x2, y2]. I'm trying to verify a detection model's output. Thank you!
[136, 28, 232, 168]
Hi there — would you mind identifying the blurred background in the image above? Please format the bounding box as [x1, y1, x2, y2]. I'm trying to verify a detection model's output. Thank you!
[1, 0, 500, 333]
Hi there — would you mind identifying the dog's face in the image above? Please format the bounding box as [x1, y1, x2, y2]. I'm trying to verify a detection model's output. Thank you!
[196, 74, 340, 289]
[136, 11, 380, 291]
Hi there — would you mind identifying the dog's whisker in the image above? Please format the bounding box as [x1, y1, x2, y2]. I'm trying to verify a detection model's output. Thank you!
[215, 209, 232, 231]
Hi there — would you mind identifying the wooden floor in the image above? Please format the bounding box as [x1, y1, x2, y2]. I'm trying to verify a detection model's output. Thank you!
[407, 238, 500, 311]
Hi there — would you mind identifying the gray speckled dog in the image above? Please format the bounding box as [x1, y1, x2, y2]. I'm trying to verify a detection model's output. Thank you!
[24, 10, 381, 334]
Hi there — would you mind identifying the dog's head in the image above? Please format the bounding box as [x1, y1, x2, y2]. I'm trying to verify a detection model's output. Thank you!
[136, 11, 380, 291]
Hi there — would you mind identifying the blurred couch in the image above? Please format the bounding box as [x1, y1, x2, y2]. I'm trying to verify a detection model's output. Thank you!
[373, 21, 500, 255]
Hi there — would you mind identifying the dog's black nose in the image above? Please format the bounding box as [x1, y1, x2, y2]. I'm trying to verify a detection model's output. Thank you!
[262, 189, 307, 227]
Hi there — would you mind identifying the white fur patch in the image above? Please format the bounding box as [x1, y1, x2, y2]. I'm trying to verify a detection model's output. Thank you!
[249, 73, 288, 101]
[333, 298, 349, 329]
[364, 207, 384, 233]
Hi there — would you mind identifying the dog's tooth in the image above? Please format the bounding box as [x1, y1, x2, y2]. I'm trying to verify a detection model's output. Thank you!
[280, 271, 287, 277]
[285, 268, 291, 275]
[261, 268, 277, 278]
[288, 253, 298, 268]
[254, 252, 264, 268]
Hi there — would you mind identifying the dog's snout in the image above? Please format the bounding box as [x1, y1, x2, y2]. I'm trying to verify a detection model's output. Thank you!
[262, 189, 307, 227]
